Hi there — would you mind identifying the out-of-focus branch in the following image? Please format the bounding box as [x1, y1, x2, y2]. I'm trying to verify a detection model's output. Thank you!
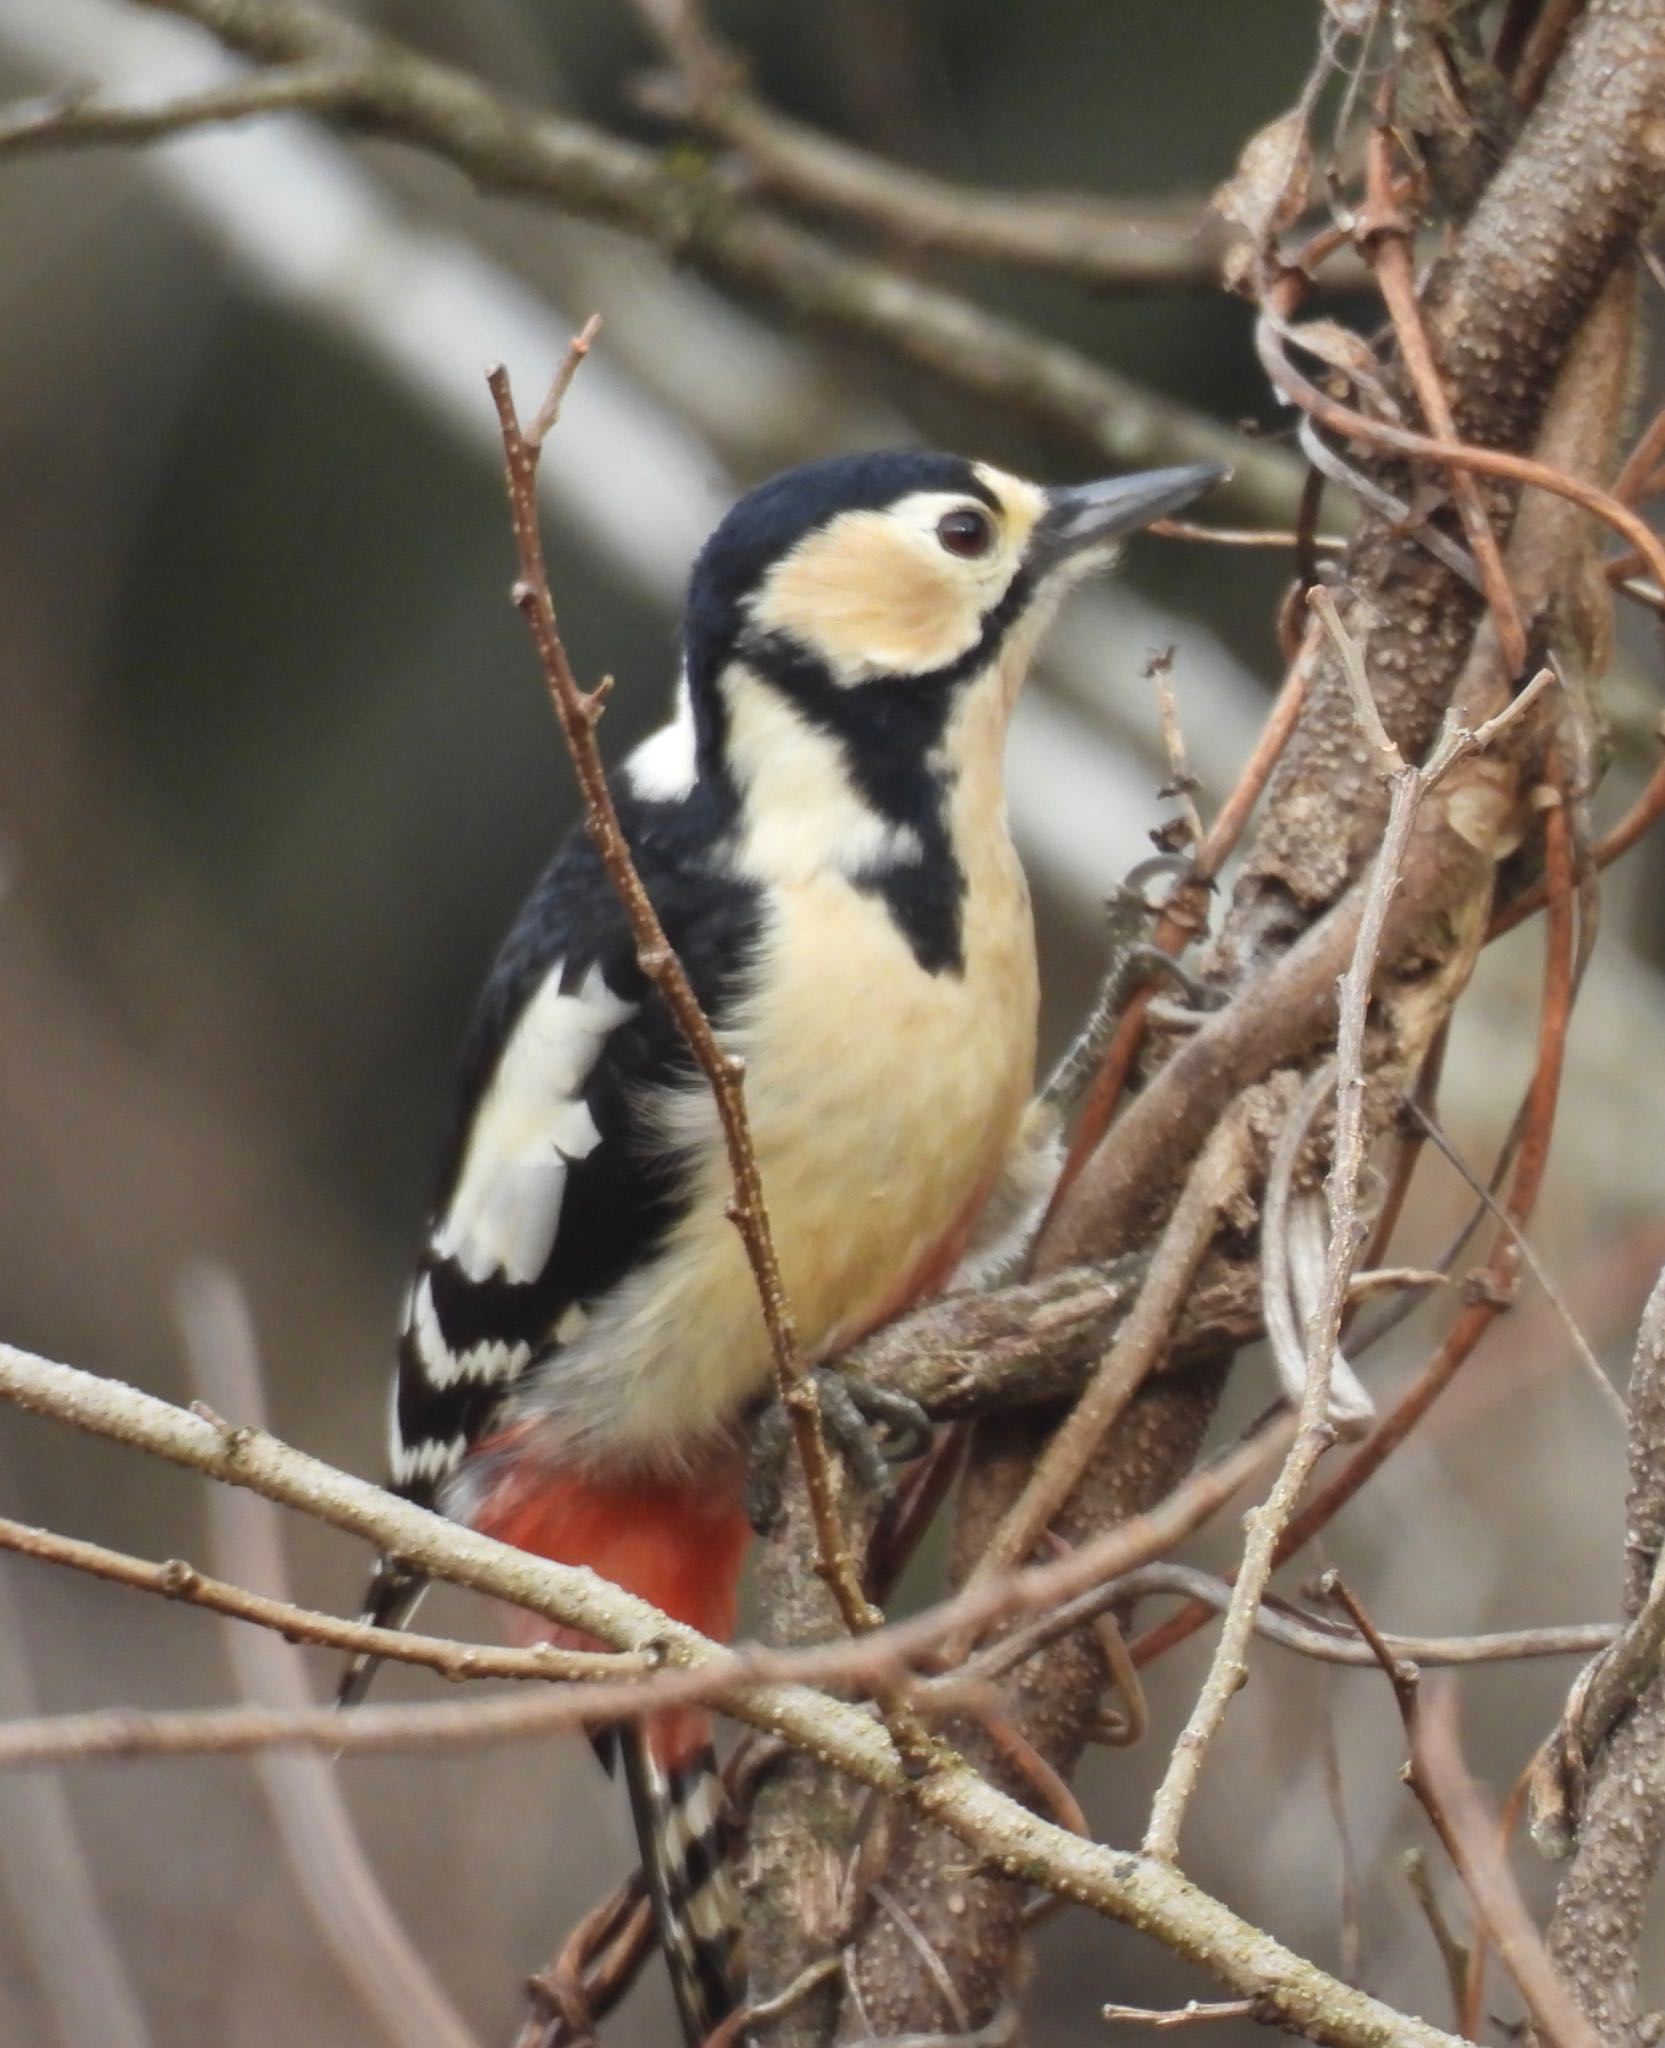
[627, 0, 1240, 290]
[1545, 1266, 1665, 2043]
[178, 1265, 484, 2048]
[0, 0, 1300, 523]
[0, 1561, 156, 2048]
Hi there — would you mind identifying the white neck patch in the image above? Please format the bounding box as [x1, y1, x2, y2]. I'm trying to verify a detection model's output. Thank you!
[720, 663, 923, 885]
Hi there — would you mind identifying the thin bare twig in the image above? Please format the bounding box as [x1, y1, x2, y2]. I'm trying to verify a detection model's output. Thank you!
[970, 1560, 1614, 1683]
[1413, 1694, 1603, 2048]
[1328, 1576, 1601, 2048]
[1102, 2000, 1262, 2030]
[487, 334, 876, 1638]
[1142, 617, 1552, 1862]
[1049, 623, 1316, 1209]
[974, 1114, 1251, 1593]
[0, 1515, 643, 1687]
[1362, 122, 1530, 676]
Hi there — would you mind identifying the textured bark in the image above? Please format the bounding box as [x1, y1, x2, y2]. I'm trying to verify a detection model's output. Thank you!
[1237, 0, 1665, 949]
[835, 1, 1665, 2034]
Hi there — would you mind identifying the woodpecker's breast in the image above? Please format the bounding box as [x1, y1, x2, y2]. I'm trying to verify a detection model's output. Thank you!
[499, 730, 1036, 1472]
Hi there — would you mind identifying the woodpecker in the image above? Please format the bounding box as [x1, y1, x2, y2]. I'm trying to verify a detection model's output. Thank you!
[343, 448, 1225, 2043]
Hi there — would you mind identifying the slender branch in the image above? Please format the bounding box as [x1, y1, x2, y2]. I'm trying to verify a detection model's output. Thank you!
[972, 1561, 1614, 1683]
[487, 336, 876, 1638]
[1362, 123, 1530, 676]
[1410, 1690, 1603, 2048]
[0, 1513, 642, 1686]
[974, 1114, 1250, 1591]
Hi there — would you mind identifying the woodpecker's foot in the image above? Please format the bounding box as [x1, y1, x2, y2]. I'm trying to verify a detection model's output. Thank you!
[745, 1369, 934, 1534]
[1120, 943, 1228, 1016]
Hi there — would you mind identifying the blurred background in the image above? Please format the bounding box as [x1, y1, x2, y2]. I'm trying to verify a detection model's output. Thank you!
[0, 2, 1661, 2043]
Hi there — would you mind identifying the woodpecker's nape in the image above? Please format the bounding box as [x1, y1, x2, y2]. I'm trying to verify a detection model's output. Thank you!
[340, 446, 1226, 2043]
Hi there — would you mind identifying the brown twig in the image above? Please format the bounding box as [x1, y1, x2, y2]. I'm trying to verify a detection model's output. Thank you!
[974, 1114, 1251, 1594]
[1257, 316, 1665, 600]
[1411, 1690, 1603, 2048]
[1612, 403, 1665, 505]
[1403, 1847, 1473, 2034]
[1361, 122, 1530, 676]
[0, 1513, 642, 1687]
[1491, 737, 1665, 935]
[487, 334, 877, 1639]
[1328, 1574, 1601, 2048]
[1049, 625, 1316, 1205]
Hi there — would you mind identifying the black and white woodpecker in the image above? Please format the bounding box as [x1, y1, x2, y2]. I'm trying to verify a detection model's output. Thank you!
[345, 448, 1226, 2043]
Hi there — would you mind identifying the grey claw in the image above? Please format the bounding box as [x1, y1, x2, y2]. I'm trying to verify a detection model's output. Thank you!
[744, 1369, 934, 1535]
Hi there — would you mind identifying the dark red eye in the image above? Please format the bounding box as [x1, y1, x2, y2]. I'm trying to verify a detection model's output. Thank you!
[936, 506, 995, 558]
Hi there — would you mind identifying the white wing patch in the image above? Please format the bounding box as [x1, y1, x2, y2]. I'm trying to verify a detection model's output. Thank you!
[434, 959, 635, 1284]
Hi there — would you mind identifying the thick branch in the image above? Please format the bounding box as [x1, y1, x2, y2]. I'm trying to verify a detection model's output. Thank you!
[0, 1336, 1466, 2048]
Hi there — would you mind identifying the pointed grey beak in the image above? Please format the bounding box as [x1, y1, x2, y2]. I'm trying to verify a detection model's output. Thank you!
[1031, 462, 1230, 572]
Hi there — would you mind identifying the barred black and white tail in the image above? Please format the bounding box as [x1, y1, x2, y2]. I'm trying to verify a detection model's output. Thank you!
[620, 1727, 746, 2046]
[336, 1556, 428, 1709]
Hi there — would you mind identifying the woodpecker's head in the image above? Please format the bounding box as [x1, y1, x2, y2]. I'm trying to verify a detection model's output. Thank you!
[683, 450, 1225, 711]
[633, 449, 1225, 967]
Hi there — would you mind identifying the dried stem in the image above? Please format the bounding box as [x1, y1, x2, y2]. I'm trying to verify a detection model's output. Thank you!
[0, 1513, 641, 1687]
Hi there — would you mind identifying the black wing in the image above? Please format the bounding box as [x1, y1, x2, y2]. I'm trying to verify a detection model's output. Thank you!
[388, 779, 762, 1507]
